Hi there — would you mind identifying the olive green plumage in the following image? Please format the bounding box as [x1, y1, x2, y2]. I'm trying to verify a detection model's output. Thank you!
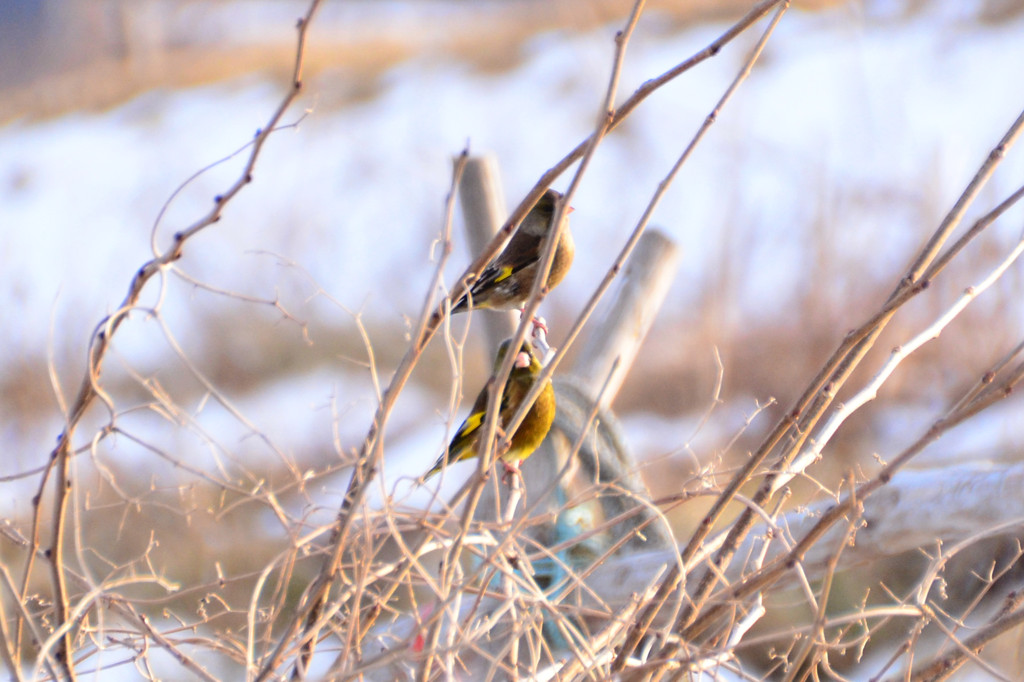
[452, 188, 575, 313]
[424, 339, 556, 480]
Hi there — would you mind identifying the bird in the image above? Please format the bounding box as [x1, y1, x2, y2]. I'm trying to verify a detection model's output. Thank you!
[452, 188, 575, 315]
[423, 338, 556, 481]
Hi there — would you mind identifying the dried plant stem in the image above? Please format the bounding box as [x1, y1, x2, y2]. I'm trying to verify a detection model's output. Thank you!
[506, 0, 784, 442]
[675, 234, 1024, 650]
[903, 608, 1024, 681]
[17, 2, 324, 678]
[658, 103, 1024, 674]
[610, 0, 792, 668]
[776, 235, 1024, 492]
[419, 5, 649, 677]
[255, 155, 470, 680]
[781, 492, 858, 682]
[17, 0, 1022, 677]
[269, 8, 793, 674]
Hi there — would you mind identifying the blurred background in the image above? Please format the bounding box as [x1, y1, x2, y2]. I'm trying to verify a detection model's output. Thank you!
[3, 0, 1024, 675]
[5, 0, 1024, 536]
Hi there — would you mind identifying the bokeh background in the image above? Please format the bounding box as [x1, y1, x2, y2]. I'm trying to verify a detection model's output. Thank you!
[3, 0, 1024, 677]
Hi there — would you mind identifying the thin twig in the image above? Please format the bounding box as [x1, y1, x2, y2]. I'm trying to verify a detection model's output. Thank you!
[666, 103, 1024, 670]
[610, 1, 792, 667]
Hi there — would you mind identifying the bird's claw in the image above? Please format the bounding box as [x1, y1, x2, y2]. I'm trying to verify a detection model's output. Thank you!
[501, 461, 522, 486]
[529, 317, 554, 365]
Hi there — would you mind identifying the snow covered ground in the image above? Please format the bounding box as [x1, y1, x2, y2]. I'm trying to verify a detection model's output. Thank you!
[3, 2, 1024, 504]
[4, 2, 1024, 679]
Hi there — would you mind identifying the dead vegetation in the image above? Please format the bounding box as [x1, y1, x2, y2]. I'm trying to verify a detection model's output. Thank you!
[4, 1, 1024, 680]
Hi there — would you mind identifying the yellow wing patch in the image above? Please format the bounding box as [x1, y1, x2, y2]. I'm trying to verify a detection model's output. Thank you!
[456, 411, 485, 440]
[493, 265, 515, 284]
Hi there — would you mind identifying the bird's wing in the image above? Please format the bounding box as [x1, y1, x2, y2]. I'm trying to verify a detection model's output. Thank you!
[449, 374, 511, 458]
[473, 230, 544, 291]
[450, 409, 484, 448]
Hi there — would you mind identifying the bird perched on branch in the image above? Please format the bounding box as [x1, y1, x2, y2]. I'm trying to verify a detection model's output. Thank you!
[423, 337, 556, 481]
[452, 188, 575, 315]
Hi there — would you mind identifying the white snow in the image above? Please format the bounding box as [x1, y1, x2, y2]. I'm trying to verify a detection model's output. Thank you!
[2, 2, 1024, 498]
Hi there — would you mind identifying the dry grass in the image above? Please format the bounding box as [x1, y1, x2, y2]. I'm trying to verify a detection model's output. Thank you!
[6, 0, 1024, 680]
[8, 0, 1022, 124]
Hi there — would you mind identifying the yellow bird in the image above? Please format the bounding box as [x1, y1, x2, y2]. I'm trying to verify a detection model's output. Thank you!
[453, 189, 575, 314]
[424, 338, 556, 480]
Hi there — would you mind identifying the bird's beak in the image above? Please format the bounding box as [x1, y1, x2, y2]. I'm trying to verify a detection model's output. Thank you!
[514, 352, 531, 369]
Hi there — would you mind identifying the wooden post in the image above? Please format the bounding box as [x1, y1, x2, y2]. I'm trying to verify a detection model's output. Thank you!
[534, 229, 681, 555]
[454, 153, 683, 579]
[571, 229, 681, 411]
[456, 155, 518, 349]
